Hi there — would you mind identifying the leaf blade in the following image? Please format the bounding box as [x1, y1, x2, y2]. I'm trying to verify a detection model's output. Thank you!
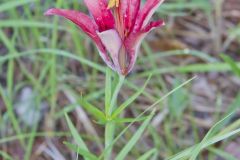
[115, 111, 155, 160]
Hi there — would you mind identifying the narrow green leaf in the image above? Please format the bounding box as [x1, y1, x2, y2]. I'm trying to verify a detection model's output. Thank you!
[0, 79, 24, 146]
[159, 1, 209, 11]
[0, 150, 14, 160]
[208, 147, 238, 160]
[0, 132, 69, 144]
[141, 49, 217, 63]
[204, 128, 240, 148]
[112, 75, 151, 118]
[221, 54, 240, 77]
[168, 117, 240, 160]
[0, 0, 36, 12]
[139, 62, 240, 77]
[0, 49, 105, 72]
[218, 119, 240, 136]
[115, 111, 155, 160]
[55, 104, 78, 119]
[112, 116, 148, 123]
[80, 98, 106, 121]
[137, 148, 157, 160]
[63, 141, 98, 160]
[168, 79, 188, 118]
[0, 20, 68, 31]
[189, 111, 236, 160]
[225, 93, 240, 117]
[64, 113, 89, 151]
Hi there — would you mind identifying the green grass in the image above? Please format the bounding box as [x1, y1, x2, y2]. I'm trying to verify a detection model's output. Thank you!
[0, 0, 239, 160]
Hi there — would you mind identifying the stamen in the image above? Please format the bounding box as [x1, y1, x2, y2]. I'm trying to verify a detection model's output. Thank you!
[108, 0, 120, 9]
[112, 8, 124, 38]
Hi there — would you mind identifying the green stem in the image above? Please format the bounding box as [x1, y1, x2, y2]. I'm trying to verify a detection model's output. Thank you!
[105, 122, 116, 160]
[104, 75, 125, 160]
[109, 75, 125, 115]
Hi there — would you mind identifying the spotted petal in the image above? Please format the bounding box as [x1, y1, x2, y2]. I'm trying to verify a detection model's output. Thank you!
[125, 20, 165, 73]
[119, 0, 140, 34]
[44, 8, 115, 66]
[133, 0, 165, 32]
[45, 9, 102, 50]
[83, 0, 115, 32]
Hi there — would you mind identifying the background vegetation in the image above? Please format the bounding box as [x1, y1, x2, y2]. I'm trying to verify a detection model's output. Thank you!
[0, 0, 240, 159]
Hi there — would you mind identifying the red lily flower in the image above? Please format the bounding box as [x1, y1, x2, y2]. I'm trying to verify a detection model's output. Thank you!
[45, 0, 165, 75]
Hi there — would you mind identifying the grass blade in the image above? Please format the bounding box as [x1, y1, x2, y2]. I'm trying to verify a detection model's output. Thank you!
[64, 113, 89, 152]
[168, 116, 240, 160]
[189, 112, 235, 159]
[112, 116, 148, 123]
[0, 0, 36, 12]
[0, 150, 14, 160]
[115, 111, 155, 160]
[221, 54, 240, 77]
[112, 75, 151, 118]
[63, 141, 98, 160]
[137, 148, 157, 160]
[140, 62, 240, 77]
[208, 147, 238, 160]
[80, 98, 106, 122]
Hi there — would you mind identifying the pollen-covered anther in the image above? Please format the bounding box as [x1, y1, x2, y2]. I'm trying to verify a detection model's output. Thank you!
[108, 0, 120, 9]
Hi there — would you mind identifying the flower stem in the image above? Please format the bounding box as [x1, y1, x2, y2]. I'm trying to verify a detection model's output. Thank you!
[109, 75, 125, 115]
[105, 75, 125, 160]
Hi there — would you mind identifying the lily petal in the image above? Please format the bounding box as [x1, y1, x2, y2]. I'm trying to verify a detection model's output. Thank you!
[83, 0, 115, 31]
[45, 8, 114, 66]
[45, 9, 97, 37]
[119, 0, 140, 34]
[44, 9, 104, 49]
[97, 29, 122, 73]
[133, 0, 165, 32]
[125, 20, 165, 73]
[142, 19, 165, 32]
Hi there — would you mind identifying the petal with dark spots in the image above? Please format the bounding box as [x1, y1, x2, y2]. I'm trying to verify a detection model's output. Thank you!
[44, 8, 114, 66]
[125, 19, 165, 73]
[133, 0, 165, 32]
[45, 8, 98, 38]
[142, 20, 165, 32]
[83, 0, 115, 31]
[119, 0, 140, 34]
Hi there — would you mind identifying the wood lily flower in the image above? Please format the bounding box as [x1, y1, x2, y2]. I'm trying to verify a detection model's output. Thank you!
[45, 0, 165, 75]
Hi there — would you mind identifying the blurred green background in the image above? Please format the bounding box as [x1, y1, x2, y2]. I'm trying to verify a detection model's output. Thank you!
[0, 0, 240, 159]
